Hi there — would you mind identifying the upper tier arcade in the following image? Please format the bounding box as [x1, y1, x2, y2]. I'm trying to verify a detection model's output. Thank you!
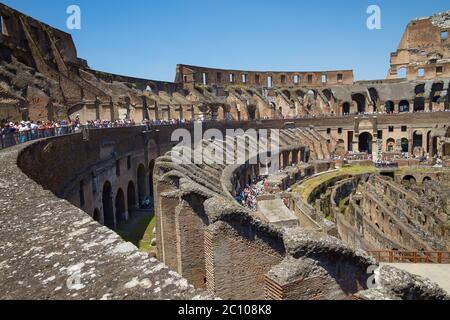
[176, 64, 354, 89]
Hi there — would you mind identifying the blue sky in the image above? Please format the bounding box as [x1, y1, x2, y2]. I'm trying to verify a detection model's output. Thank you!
[4, 0, 449, 81]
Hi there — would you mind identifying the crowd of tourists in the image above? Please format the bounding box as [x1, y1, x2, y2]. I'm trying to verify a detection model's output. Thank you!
[234, 178, 269, 210]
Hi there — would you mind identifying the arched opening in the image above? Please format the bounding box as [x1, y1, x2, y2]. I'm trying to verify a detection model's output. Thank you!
[137, 164, 147, 206]
[399, 100, 410, 113]
[127, 181, 136, 215]
[432, 96, 441, 111]
[368, 88, 379, 112]
[401, 138, 409, 153]
[432, 136, 438, 156]
[384, 101, 394, 113]
[247, 105, 257, 120]
[342, 102, 350, 115]
[386, 138, 396, 152]
[423, 176, 432, 184]
[430, 82, 444, 110]
[415, 84, 425, 95]
[102, 181, 114, 230]
[352, 94, 366, 114]
[358, 132, 373, 154]
[413, 131, 423, 150]
[413, 97, 425, 112]
[397, 67, 407, 79]
[402, 175, 416, 184]
[115, 188, 126, 224]
[93, 208, 101, 222]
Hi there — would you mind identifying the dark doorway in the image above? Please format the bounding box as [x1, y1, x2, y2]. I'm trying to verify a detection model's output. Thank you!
[127, 181, 136, 216]
[358, 132, 373, 154]
[343, 102, 350, 115]
[413, 131, 423, 149]
[401, 138, 409, 153]
[385, 101, 394, 113]
[93, 209, 101, 222]
[102, 181, 114, 230]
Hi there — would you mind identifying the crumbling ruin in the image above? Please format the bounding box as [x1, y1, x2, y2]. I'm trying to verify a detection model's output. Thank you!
[0, 3, 450, 300]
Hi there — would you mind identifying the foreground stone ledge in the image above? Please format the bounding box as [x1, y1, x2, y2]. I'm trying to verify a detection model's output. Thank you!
[0, 142, 211, 300]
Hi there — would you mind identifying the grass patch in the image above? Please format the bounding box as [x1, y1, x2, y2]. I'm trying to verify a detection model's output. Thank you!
[293, 166, 376, 201]
[117, 214, 156, 254]
[339, 198, 349, 215]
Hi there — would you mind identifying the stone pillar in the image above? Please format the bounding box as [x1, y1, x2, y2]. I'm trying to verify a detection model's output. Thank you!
[154, 179, 180, 270]
[353, 134, 360, 152]
[394, 103, 399, 114]
[175, 194, 208, 289]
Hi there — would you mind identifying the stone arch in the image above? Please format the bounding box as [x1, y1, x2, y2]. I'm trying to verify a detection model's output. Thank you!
[127, 181, 136, 215]
[93, 208, 101, 223]
[399, 100, 410, 113]
[358, 132, 373, 154]
[102, 181, 115, 230]
[402, 175, 416, 184]
[368, 88, 379, 112]
[384, 101, 394, 113]
[342, 102, 351, 115]
[397, 67, 407, 79]
[401, 138, 409, 153]
[423, 176, 432, 184]
[115, 188, 126, 224]
[413, 97, 425, 112]
[386, 138, 396, 152]
[352, 94, 366, 114]
[413, 131, 423, 150]
[247, 104, 257, 120]
[415, 84, 425, 95]
[137, 163, 147, 205]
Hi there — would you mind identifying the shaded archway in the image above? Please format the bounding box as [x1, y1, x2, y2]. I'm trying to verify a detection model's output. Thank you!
[413, 131, 423, 150]
[102, 181, 114, 230]
[247, 105, 257, 120]
[399, 100, 410, 113]
[402, 175, 416, 184]
[384, 101, 394, 113]
[115, 188, 126, 224]
[386, 138, 396, 152]
[352, 94, 366, 114]
[137, 164, 147, 206]
[413, 97, 425, 112]
[423, 176, 432, 184]
[127, 181, 136, 215]
[342, 102, 350, 115]
[358, 132, 373, 154]
[93, 208, 101, 223]
[401, 138, 409, 153]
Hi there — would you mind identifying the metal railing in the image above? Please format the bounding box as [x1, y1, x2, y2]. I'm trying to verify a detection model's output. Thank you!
[0, 127, 77, 150]
[368, 250, 450, 264]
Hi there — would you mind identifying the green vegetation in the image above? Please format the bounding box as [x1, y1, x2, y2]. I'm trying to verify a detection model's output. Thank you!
[293, 166, 376, 201]
[339, 198, 349, 215]
[117, 214, 156, 254]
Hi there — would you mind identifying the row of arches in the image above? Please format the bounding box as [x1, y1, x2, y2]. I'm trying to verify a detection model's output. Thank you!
[94, 160, 155, 230]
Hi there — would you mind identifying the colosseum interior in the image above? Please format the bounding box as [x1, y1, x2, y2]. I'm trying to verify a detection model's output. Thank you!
[0, 3, 450, 301]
